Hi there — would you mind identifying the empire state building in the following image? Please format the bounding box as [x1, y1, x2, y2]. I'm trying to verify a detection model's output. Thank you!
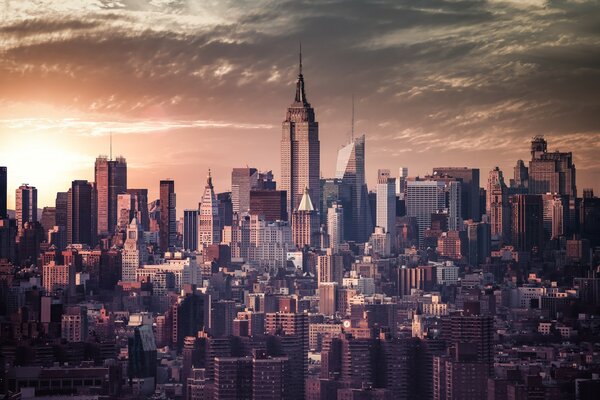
[281, 49, 320, 219]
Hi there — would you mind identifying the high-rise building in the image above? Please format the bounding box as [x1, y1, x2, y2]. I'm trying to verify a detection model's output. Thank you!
[0, 166, 6, 219]
[335, 135, 370, 242]
[542, 193, 568, 241]
[433, 167, 481, 221]
[127, 188, 149, 231]
[116, 193, 137, 231]
[55, 192, 68, 228]
[464, 220, 491, 267]
[43, 261, 75, 297]
[291, 187, 319, 248]
[40, 206, 56, 234]
[486, 167, 510, 242]
[159, 180, 176, 253]
[406, 180, 446, 246]
[326, 202, 344, 254]
[249, 190, 287, 222]
[121, 217, 146, 282]
[198, 170, 221, 249]
[281, 49, 320, 219]
[528, 136, 576, 197]
[510, 194, 544, 253]
[183, 209, 198, 251]
[218, 191, 234, 227]
[319, 282, 338, 316]
[15, 184, 37, 232]
[94, 155, 127, 236]
[317, 252, 343, 284]
[213, 357, 253, 400]
[231, 167, 258, 214]
[396, 167, 408, 199]
[376, 169, 396, 250]
[512, 159, 528, 189]
[67, 180, 95, 246]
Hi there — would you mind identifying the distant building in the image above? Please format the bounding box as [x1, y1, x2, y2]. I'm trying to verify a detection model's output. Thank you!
[327, 202, 344, 254]
[376, 169, 396, 251]
[159, 179, 176, 252]
[198, 170, 221, 248]
[67, 180, 95, 246]
[15, 184, 37, 232]
[291, 187, 319, 248]
[95, 155, 127, 236]
[528, 136, 576, 197]
[183, 209, 198, 251]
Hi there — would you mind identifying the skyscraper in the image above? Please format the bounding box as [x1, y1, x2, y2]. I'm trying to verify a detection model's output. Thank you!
[126, 188, 149, 231]
[15, 184, 37, 232]
[291, 187, 319, 249]
[159, 179, 176, 253]
[432, 167, 481, 221]
[183, 209, 198, 251]
[513, 159, 528, 189]
[0, 166, 6, 219]
[327, 202, 344, 254]
[55, 192, 68, 228]
[406, 180, 446, 246]
[486, 167, 510, 242]
[198, 170, 221, 248]
[231, 167, 258, 214]
[528, 136, 576, 197]
[376, 169, 396, 250]
[511, 194, 544, 253]
[249, 190, 287, 222]
[396, 167, 408, 198]
[67, 180, 95, 246]
[122, 217, 145, 282]
[94, 155, 127, 236]
[335, 135, 371, 242]
[281, 48, 320, 219]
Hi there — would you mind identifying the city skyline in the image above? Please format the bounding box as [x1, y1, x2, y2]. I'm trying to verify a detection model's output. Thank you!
[1, 0, 600, 212]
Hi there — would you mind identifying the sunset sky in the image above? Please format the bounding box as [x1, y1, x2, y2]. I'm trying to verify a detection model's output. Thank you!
[1, 0, 599, 214]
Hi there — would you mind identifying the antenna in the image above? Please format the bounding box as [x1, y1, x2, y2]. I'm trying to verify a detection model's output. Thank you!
[351, 94, 355, 141]
[299, 41, 303, 76]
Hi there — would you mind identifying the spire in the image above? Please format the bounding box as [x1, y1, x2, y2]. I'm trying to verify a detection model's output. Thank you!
[206, 169, 213, 188]
[294, 42, 308, 105]
[298, 186, 314, 211]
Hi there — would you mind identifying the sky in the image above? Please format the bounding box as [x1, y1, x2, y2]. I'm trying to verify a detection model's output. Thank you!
[1, 0, 599, 214]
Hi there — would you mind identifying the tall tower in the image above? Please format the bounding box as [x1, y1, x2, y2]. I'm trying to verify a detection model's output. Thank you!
[0, 166, 6, 219]
[281, 46, 320, 219]
[376, 169, 396, 249]
[122, 217, 146, 282]
[327, 202, 344, 254]
[291, 187, 319, 249]
[67, 180, 95, 246]
[159, 180, 176, 253]
[95, 155, 127, 236]
[487, 167, 510, 242]
[198, 170, 221, 249]
[15, 184, 37, 231]
[335, 135, 371, 242]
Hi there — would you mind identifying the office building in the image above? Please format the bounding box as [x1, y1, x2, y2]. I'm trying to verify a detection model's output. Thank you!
[198, 170, 221, 248]
[406, 180, 446, 246]
[159, 179, 176, 252]
[487, 167, 510, 242]
[319, 282, 338, 316]
[55, 191, 68, 228]
[291, 187, 319, 248]
[95, 155, 127, 236]
[511, 194, 544, 253]
[281, 50, 320, 219]
[433, 167, 481, 221]
[67, 180, 95, 246]
[127, 188, 149, 231]
[326, 202, 344, 253]
[183, 209, 198, 251]
[376, 169, 396, 250]
[528, 136, 576, 197]
[335, 135, 371, 242]
[231, 167, 258, 214]
[396, 167, 408, 199]
[250, 190, 287, 222]
[121, 217, 146, 282]
[0, 166, 6, 219]
[15, 184, 37, 232]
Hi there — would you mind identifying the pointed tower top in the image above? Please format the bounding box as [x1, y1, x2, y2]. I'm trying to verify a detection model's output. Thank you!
[299, 41, 303, 76]
[351, 94, 355, 141]
[297, 186, 314, 212]
[294, 43, 308, 105]
[206, 169, 213, 188]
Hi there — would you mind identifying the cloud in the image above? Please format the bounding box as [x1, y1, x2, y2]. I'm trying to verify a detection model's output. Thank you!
[0, 0, 599, 208]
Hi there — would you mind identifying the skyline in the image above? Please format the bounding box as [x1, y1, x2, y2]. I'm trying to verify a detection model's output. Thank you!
[1, 0, 600, 212]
